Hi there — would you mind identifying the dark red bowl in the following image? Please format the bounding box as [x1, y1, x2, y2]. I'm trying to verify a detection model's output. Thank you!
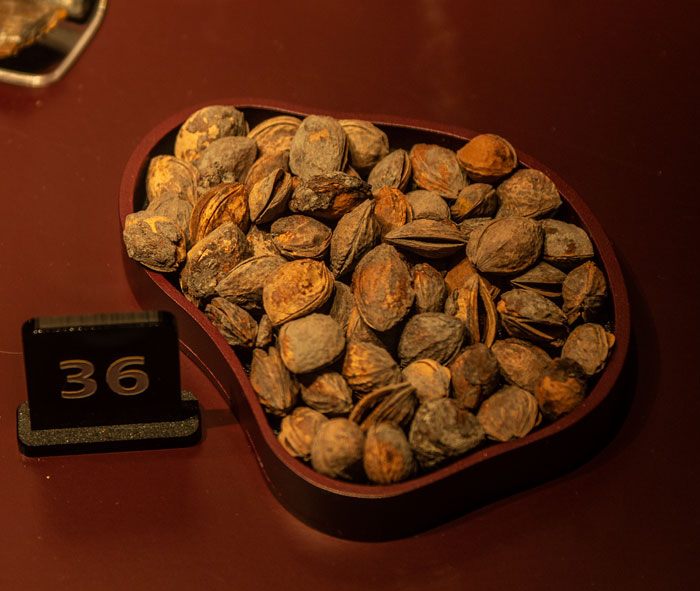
[119, 100, 630, 540]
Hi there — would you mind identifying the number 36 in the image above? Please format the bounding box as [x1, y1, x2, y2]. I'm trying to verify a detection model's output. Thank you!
[59, 356, 149, 399]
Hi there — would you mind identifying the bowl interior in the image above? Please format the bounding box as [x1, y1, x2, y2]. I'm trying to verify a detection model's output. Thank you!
[120, 102, 630, 503]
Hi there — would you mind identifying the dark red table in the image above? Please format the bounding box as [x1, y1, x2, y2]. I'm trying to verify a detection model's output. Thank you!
[0, 2, 697, 589]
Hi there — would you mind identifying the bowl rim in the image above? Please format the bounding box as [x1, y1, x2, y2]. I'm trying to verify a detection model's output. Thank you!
[118, 98, 631, 500]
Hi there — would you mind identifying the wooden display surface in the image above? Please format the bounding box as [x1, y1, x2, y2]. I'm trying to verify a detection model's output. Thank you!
[0, 1, 696, 589]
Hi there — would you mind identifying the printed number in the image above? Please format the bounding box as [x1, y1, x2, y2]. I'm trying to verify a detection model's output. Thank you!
[59, 356, 149, 399]
[59, 360, 98, 399]
[106, 356, 149, 396]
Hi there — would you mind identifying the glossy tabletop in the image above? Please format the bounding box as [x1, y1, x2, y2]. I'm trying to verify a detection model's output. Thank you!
[0, 1, 697, 589]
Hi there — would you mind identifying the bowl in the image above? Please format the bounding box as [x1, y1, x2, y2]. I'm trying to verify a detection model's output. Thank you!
[119, 100, 630, 540]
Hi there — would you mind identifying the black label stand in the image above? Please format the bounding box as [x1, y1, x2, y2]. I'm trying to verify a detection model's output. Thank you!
[17, 311, 201, 456]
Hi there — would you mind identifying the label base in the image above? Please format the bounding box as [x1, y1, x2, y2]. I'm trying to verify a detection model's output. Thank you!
[17, 391, 201, 457]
